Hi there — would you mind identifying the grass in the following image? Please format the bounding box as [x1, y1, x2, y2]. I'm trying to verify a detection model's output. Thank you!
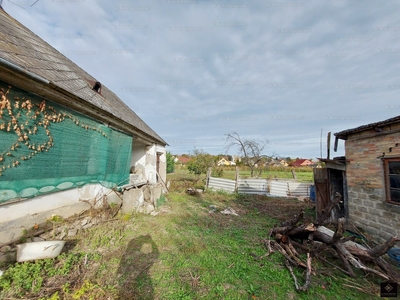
[175, 165, 314, 183]
[0, 170, 385, 299]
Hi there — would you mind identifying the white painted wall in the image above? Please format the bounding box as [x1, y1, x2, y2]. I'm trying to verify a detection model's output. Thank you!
[130, 142, 166, 184]
[0, 184, 115, 245]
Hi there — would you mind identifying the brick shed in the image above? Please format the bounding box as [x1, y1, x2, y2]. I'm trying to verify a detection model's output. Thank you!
[334, 115, 400, 244]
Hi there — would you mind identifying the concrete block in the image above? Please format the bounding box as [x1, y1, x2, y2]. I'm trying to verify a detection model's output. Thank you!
[152, 186, 163, 205]
[143, 186, 152, 202]
[106, 192, 123, 206]
[363, 199, 374, 207]
[122, 189, 143, 214]
[144, 202, 155, 214]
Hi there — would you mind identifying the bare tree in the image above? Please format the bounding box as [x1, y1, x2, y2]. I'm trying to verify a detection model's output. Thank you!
[224, 132, 269, 177]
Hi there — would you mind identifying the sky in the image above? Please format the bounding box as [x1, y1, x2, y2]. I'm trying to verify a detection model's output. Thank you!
[2, 0, 400, 159]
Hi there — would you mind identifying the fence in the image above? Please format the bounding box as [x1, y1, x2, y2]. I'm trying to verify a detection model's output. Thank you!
[206, 176, 311, 198]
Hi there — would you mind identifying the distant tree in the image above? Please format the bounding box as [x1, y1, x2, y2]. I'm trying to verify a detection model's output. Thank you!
[187, 148, 216, 175]
[224, 132, 269, 177]
[181, 154, 190, 158]
[227, 155, 233, 161]
[166, 152, 175, 174]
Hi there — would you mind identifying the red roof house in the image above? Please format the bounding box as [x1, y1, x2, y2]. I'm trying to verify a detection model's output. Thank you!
[290, 159, 314, 167]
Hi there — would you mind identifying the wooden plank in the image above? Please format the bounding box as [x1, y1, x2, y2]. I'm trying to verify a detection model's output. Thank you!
[327, 132, 331, 159]
[314, 168, 330, 220]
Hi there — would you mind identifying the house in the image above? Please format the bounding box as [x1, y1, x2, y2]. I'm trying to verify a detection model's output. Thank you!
[175, 156, 191, 165]
[0, 7, 167, 244]
[332, 115, 400, 244]
[217, 157, 236, 166]
[266, 158, 289, 167]
[290, 158, 314, 167]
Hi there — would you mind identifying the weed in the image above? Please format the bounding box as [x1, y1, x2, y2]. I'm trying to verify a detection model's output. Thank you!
[157, 195, 167, 208]
[120, 213, 132, 221]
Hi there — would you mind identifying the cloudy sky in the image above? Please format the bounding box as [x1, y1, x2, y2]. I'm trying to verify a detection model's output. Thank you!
[3, 0, 400, 159]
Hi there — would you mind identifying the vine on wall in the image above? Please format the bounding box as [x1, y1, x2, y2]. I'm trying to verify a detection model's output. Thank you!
[0, 85, 109, 177]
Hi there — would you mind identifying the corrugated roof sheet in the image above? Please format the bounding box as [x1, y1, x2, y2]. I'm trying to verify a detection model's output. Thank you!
[335, 115, 400, 139]
[0, 7, 166, 145]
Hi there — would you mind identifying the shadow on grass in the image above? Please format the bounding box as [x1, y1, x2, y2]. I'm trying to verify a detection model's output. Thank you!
[117, 234, 159, 300]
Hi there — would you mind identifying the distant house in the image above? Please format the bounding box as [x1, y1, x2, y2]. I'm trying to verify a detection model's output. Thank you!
[175, 156, 191, 165]
[331, 115, 400, 244]
[290, 159, 314, 167]
[279, 159, 289, 167]
[267, 159, 289, 167]
[0, 7, 167, 244]
[217, 157, 236, 166]
[232, 155, 242, 163]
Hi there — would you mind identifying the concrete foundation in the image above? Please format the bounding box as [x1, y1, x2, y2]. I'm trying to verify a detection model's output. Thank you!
[122, 185, 163, 215]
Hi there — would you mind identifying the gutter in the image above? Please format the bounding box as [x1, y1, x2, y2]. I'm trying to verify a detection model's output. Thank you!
[0, 57, 49, 85]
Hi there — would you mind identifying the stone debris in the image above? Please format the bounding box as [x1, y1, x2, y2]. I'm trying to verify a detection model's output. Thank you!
[220, 207, 239, 216]
[67, 229, 78, 237]
[208, 205, 218, 213]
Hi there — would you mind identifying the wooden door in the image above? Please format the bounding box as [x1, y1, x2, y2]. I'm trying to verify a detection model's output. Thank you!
[314, 168, 330, 220]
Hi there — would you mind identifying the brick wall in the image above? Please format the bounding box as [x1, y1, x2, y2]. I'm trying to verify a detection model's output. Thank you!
[344, 123, 400, 244]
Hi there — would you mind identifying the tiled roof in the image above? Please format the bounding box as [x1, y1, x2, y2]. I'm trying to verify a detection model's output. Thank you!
[0, 7, 166, 145]
[335, 115, 400, 140]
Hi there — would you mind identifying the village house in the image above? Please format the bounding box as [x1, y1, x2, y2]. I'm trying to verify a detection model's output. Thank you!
[174, 155, 191, 165]
[332, 115, 400, 244]
[217, 157, 236, 166]
[290, 158, 314, 167]
[0, 7, 167, 244]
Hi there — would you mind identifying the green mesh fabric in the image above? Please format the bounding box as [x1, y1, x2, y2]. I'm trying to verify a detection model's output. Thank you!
[0, 81, 132, 204]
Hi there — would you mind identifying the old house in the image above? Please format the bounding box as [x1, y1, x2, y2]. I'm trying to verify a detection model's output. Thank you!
[333, 115, 400, 244]
[290, 158, 314, 167]
[0, 7, 167, 244]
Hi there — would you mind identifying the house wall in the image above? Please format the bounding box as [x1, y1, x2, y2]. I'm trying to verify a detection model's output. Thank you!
[0, 184, 121, 245]
[344, 123, 400, 244]
[130, 142, 166, 185]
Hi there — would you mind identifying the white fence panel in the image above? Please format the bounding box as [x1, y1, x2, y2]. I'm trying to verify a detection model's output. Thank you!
[238, 178, 268, 194]
[207, 177, 312, 198]
[269, 181, 290, 197]
[208, 177, 236, 192]
[288, 182, 310, 197]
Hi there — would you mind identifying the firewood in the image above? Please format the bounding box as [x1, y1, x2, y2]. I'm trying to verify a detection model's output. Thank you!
[367, 236, 400, 258]
[265, 206, 400, 288]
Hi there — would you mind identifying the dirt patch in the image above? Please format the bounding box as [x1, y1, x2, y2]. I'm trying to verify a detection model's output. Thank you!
[235, 194, 315, 223]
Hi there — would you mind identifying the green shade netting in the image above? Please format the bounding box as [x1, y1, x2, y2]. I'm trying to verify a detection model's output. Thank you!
[0, 81, 132, 204]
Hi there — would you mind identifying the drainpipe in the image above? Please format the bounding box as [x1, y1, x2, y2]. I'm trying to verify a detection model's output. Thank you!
[0, 57, 49, 85]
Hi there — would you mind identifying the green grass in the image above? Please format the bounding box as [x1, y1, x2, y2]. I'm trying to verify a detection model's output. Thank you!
[0, 170, 383, 299]
[174, 165, 314, 182]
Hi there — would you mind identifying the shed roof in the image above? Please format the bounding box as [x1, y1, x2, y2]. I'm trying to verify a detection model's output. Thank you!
[0, 7, 166, 146]
[335, 115, 400, 140]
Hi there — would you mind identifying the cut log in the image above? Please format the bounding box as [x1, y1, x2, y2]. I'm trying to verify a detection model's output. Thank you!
[266, 210, 400, 286]
[367, 236, 400, 258]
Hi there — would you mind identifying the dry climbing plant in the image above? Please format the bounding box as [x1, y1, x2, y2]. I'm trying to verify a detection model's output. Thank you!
[0, 85, 109, 177]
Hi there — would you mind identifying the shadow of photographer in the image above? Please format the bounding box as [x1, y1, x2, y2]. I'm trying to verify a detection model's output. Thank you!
[117, 234, 159, 299]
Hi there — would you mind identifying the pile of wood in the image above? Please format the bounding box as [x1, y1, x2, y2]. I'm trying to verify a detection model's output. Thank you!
[263, 193, 400, 291]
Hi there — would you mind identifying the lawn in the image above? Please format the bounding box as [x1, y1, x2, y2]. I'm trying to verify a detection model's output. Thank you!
[0, 170, 384, 299]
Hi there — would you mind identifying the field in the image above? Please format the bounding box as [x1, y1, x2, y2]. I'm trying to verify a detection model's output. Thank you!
[0, 170, 385, 299]
[176, 165, 314, 183]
